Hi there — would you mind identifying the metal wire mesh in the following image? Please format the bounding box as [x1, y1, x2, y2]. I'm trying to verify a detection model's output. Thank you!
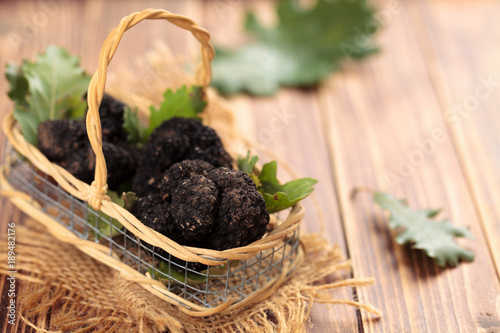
[3, 145, 301, 309]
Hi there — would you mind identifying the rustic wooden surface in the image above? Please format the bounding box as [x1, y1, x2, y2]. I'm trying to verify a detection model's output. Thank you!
[1, 0, 500, 332]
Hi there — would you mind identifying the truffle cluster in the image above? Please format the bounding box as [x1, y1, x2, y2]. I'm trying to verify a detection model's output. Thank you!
[133, 160, 270, 263]
[132, 118, 233, 196]
[37, 94, 136, 190]
[37, 94, 271, 267]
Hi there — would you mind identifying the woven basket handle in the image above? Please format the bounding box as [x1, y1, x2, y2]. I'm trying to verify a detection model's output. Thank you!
[85, 9, 214, 210]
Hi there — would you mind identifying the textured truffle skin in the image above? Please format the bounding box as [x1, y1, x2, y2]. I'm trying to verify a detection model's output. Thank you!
[133, 118, 233, 196]
[95, 93, 128, 144]
[137, 160, 270, 248]
[184, 128, 234, 167]
[147, 117, 201, 144]
[101, 142, 137, 189]
[132, 192, 205, 271]
[62, 142, 136, 189]
[160, 160, 215, 200]
[133, 160, 270, 271]
[170, 174, 218, 240]
[63, 142, 96, 184]
[148, 118, 233, 169]
[207, 168, 269, 250]
[37, 119, 136, 190]
[207, 167, 255, 190]
[132, 135, 190, 196]
[132, 194, 184, 244]
[37, 120, 87, 162]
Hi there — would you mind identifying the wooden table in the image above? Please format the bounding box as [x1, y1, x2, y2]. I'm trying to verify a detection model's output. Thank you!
[1, 0, 500, 332]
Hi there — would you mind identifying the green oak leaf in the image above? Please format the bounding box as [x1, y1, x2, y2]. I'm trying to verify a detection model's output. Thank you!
[212, 0, 378, 96]
[88, 191, 138, 240]
[6, 46, 90, 146]
[5, 62, 29, 104]
[146, 85, 206, 138]
[122, 191, 139, 212]
[373, 191, 474, 267]
[13, 103, 39, 146]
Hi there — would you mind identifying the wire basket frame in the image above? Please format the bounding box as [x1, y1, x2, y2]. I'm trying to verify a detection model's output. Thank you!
[2, 144, 302, 310]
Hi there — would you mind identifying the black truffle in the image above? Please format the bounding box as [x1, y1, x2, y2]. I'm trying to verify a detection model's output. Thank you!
[170, 174, 218, 240]
[37, 119, 136, 190]
[132, 118, 233, 196]
[37, 119, 87, 162]
[132, 135, 190, 196]
[160, 159, 215, 200]
[133, 160, 270, 258]
[94, 93, 128, 144]
[206, 168, 269, 250]
[132, 194, 184, 244]
[132, 192, 207, 271]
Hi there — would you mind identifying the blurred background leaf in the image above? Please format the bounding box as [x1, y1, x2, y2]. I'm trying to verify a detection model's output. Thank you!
[212, 0, 379, 96]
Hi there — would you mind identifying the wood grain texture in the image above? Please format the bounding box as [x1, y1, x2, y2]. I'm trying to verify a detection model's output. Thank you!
[1, 0, 500, 332]
[318, 0, 500, 332]
[407, 0, 500, 279]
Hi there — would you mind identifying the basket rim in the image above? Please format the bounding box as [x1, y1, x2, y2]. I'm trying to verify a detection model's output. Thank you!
[3, 111, 305, 264]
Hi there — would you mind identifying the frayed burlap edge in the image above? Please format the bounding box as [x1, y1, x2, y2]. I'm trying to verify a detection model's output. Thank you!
[0, 220, 381, 333]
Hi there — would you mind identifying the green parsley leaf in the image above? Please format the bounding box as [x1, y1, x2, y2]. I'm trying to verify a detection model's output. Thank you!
[88, 191, 138, 240]
[148, 261, 239, 286]
[123, 106, 147, 145]
[146, 85, 206, 138]
[373, 191, 474, 267]
[212, 0, 378, 96]
[259, 161, 318, 213]
[237, 152, 262, 186]
[6, 46, 90, 146]
[122, 85, 206, 144]
[148, 261, 207, 285]
[237, 150, 259, 174]
[238, 151, 317, 213]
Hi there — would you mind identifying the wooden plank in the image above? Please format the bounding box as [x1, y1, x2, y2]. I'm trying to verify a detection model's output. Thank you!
[406, 0, 500, 279]
[248, 91, 360, 332]
[318, 1, 500, 332]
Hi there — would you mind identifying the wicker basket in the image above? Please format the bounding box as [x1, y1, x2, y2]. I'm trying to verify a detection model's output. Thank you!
[0, 8, 305, 316]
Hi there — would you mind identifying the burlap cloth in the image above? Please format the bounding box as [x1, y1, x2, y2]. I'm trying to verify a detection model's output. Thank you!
[0, 43, 381, 332]
[0, 220, 380, 332]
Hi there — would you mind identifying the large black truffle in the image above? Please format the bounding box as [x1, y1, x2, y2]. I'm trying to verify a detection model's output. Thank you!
[133, 160, 270, 258]
[206, 168, 269, 250]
